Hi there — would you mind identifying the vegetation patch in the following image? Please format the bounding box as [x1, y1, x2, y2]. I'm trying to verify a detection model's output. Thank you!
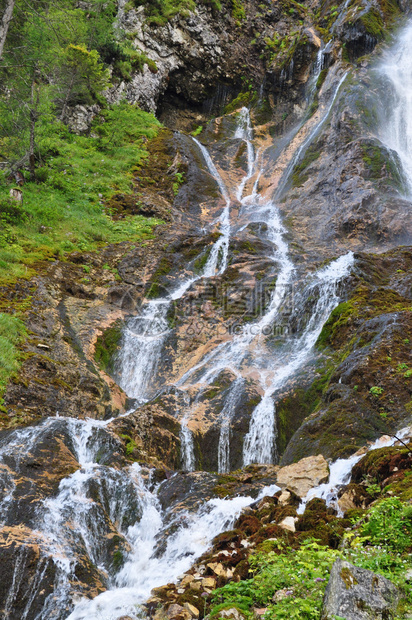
[224, 92, 256, 115]
[0, 314, 27, 404]
[291, 143, 321, 187]
[0, 103, 163, 283]
[207, 495, 412, 619]
[360, 7, 385, 38]
[94, 320, 123, 374]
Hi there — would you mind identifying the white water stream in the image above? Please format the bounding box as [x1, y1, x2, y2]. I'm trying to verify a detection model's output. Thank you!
[0, 416, 279, 619]
[378, 22, 412, 195]
[297, 426, 412, 516]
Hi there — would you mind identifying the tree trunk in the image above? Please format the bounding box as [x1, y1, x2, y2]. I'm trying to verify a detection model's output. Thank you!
[0, 0, 15, 60]
[29, 109, 35, 182]
[29, 76, 38, 182]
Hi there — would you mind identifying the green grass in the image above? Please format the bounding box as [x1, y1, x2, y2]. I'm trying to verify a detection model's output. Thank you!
[0, 102, 163, 282]
[0, 313, 27, 403]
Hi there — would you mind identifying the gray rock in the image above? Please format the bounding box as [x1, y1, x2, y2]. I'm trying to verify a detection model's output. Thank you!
[321, 559, 400, 620]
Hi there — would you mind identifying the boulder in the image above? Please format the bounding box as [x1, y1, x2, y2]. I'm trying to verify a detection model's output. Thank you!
[321, 559, 400, 619]
[276, 455, 329, 498]
[183, 603, 200, 618]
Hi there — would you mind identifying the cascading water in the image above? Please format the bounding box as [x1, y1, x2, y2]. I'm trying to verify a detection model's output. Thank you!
[242, 252, 354, 465]
[117, 66, 351, 473]
[378, 22, 412, 194]
[0, 415, 279, 620]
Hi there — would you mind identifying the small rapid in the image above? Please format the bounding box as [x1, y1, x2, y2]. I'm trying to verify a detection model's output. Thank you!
[297, 426, 412, 515]
[0, 415, 279, 620]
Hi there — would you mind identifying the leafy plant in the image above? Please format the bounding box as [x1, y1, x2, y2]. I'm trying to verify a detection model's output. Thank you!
[211, 540, 340, 619]
[369, 386, 384, 396]
[361, 497, 412, 552]
[191, 125, 203, 137]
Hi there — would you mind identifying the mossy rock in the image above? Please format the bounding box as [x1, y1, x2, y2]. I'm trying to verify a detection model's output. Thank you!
[234, 514, 262, 535]
[94, 319, 123, 374]
[351, 446, 411, 484]
[291, 142, 321, 187]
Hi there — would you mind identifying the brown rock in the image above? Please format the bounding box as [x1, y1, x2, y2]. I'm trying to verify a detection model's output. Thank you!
[337, 490, 358, 514]
[276, 455, 329, 498]
[189, 581, 201, 591]
[183, 603, 200, 618]
[201, 577, 216, 589]
[166, 604, 191, 620]
[181, 574, 195, 586]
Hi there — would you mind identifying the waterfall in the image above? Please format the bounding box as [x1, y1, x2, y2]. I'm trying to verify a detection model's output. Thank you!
[176, 390, 195, 471]
[217, 377, 245, 473]
[0, 415, 280, 619]
[378, 22, 412, 194]
[119, 301, 170, 401]
[243, 252, 355, 465]
[0, 46, 364, 617]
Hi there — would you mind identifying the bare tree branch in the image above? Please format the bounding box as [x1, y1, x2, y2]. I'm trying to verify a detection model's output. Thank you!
[0, 0, 15, 60]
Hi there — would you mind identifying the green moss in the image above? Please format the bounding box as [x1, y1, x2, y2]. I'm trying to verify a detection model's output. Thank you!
[133, 0, 195, 25]
[316, 301, 354, 349]
[231, 0, 246, 22]
[277, 363, 334, 453]
[194, 248, 212, 274]
[361, 143, 404, 188]
[120, 433, 138, 456]
[112, 549, 124, 569]
[224, 91, 255, 115]
[94, 320, 123, 374]
[291, 143, 321, 187]
[316, 67, 328, 91]
[146, 256, 173, 298]
[360, 8, 384, 38]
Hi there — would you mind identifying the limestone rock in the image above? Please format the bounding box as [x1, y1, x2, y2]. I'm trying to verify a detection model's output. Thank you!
[278, 517, 297, 533]
[276, 455, 329, 498]
[277, 490, 292, 505]
[201, 577, 216, 589]
[321, 559, 400, 619]
[183, 603, 200, 618]
[337, 490, 358, 513]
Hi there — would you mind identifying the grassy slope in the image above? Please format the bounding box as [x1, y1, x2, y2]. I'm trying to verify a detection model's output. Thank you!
[0, 102, 164, 401]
